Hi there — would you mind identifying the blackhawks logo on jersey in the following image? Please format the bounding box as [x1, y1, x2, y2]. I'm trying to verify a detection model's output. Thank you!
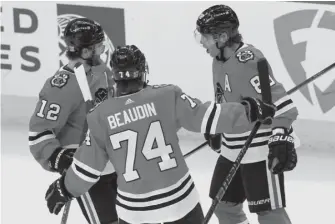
[215, 83, 226, 103]
[94, 88, 108, 105]
[50, 72, 69, 88]
[236, 50, 254, 63]
[88, 88, 110, 113]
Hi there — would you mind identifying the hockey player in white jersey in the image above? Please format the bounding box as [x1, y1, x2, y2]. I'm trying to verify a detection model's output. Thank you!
[44, 45, 276, 224]
[29, 18, 118, 224]
[194, 4, 299, 224]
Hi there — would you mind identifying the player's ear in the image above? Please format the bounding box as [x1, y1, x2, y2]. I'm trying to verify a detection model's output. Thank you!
[81, 48, 90, 59]
[218, 32, 228, 44]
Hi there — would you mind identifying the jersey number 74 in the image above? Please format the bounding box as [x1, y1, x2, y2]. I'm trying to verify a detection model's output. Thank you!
[109, 121, 177, 182]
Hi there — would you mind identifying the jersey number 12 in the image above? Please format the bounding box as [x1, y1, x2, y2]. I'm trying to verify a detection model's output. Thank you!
[109, 121, 177, 182]
[36, 99, 61, 121]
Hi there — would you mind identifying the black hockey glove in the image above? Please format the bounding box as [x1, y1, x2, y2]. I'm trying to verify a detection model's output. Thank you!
[268, 128, 297, 174]
[204, 133, 222, 153]
[45, 174, 73, 215]
[241, 97, 276, 124]
[48, 147, 76, 174]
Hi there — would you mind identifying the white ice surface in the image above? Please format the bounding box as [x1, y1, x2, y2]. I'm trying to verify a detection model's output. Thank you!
[1, 127, 335, 224]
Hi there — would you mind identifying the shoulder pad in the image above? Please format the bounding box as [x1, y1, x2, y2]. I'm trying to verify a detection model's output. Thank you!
[50, 71, 71, 88]
[235, 44, 264, 64]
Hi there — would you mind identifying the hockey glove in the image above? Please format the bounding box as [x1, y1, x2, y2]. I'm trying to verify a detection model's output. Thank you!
[268, 128, 297, 174]
[241, 97, 276, 124]
[204, 133, 222, 153]
[48, 147, 76, 174]
[45, 174, 73, 215]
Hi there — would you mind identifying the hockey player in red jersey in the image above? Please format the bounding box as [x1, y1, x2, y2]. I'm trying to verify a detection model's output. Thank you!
[44, 45, 276, 224]
[194, 5, 299, 224]
[28, 18, 118, 224]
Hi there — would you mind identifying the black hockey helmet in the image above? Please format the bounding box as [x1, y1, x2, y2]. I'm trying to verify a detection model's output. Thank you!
[63, 18, 105, 52]
[196, 5, 239, 35]
[110, 45, 148, 81]
[110, 45, 148, 95]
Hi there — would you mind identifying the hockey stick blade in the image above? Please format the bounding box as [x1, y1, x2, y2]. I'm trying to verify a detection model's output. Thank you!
[60, 201, 71, 224]
[202, 58, 273, 224]
[187, 62, 335, 159]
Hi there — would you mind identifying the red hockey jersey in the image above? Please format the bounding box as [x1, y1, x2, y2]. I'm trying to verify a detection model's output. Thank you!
[212, 43, 300, 163]
[64, 84, 252, 223]
[28, 64, 115, 174]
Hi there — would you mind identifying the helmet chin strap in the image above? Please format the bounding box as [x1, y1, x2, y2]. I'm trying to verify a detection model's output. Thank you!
[215, 42, 226, 62]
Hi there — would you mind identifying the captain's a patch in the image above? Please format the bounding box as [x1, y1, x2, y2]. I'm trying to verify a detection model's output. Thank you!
[50, 73, 69, 88]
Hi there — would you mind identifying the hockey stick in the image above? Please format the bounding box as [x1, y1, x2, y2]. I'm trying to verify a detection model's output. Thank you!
[183, 141, 208, 158]
[201, 58, 273, 224]
[286, 62, 335, 94]
[60, 63, 93, 224]
[201, 60, 335, 224]
[60, 201, 71, 224]
[186, 62, 335, 159]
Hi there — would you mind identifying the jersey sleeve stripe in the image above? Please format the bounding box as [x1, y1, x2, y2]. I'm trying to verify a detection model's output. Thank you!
[73, 158, 102, 176]
[28, 130, 55, 146]
[273, 95, 296, 117]
[71, 163, 100, 183]
[201, 102, 218, 133]
[275, 103, 295, 117]
[29, 131, 43, 136]
[274, 95, 291, 107]
[200, 102, 215, 133]
[74, 164, 100, 179]
[29, 130, 54, 140]
[210, 104, 221, 134]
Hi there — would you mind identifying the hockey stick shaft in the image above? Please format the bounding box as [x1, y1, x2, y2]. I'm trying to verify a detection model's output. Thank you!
[287, 62, 335, 95]
[202, 122, 261, 224]
[202, 58, 273, 224]
[188, 62, 335, 159]
[184, 141, 208, 158]
[61, 201, 71, 224]
[60, 64, 93, 224]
